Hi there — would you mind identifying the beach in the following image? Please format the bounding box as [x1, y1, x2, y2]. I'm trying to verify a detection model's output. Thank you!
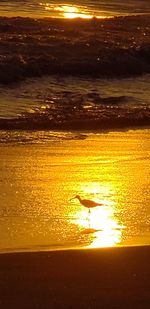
[0, 2, 150, 307]
[0, 246, 150, 308]
[0, 130, 149, 308]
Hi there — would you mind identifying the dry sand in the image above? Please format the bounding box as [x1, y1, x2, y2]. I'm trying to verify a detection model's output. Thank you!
[0, 246, 150, 308]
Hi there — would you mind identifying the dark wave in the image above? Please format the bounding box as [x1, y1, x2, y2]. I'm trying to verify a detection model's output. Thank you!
[0, 15, 150, 83]
[0, 94, 149, 130]
[0, 115, 149, 131]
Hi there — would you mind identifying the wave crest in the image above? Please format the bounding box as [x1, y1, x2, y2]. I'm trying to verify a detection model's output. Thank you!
[0, 94, 149, 130]
[0, 15, 150, 83]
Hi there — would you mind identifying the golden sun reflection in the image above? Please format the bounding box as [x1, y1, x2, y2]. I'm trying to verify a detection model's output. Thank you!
[70, 181, 124, 248]
[61, 6, 93, 19]
[74, 207, 124, 248]
[40, 3, 107, 19]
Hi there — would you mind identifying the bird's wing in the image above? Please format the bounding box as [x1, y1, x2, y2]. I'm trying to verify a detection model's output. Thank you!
[82, 199, 101, 208]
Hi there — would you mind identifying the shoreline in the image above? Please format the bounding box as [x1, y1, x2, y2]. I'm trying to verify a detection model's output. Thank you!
[0, 243, 149, 256]
[0, 245, 150, 308]
[0, 120, 149, 132]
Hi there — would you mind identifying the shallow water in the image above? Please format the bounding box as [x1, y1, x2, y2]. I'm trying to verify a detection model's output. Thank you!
[0, 129, 149, 252]
[0, 74, 150, 132]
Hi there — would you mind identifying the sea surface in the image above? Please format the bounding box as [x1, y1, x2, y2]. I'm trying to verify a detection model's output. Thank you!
[0, 1, 150, 252]
[0, 74, 150, 133]
[0, 13, 150, 130]
[0, 0, 150, 18]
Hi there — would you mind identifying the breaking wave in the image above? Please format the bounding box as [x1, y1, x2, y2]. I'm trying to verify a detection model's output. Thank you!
[0, 93, 149, 131]
[0, 15, 150, 83]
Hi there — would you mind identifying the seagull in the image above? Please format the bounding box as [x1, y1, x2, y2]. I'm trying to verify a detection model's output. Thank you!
[71, 195, 103, 213]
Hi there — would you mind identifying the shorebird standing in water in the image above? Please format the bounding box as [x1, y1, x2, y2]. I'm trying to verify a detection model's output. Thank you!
[71, 195, 103, 213]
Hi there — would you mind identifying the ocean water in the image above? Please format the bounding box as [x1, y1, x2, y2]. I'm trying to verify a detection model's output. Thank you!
[0, 0, 150, 18]
[0, 1, 150, 252]
[0, 74, 150, 133]
[0, 13, 150, 131]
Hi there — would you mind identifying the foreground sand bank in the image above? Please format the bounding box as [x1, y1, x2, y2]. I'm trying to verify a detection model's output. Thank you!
[0, 246, 150, 308]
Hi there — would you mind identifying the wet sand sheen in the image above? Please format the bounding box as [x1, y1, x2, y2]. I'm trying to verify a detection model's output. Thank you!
[0, 129, 149, 252]
[0, 246, 150, 308]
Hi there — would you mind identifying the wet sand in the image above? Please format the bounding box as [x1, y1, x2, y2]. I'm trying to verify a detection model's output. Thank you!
[0, 129, 150, 251]
[0, 246, 150, 308]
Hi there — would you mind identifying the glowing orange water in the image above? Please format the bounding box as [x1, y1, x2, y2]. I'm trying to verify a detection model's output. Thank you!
[40, 3, 108, 19]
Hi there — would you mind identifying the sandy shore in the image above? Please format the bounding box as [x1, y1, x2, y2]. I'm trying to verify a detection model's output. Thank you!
[0, 246, 149, 308]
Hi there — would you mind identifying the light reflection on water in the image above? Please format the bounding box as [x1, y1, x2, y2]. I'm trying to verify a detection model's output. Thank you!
[0, 130, 150, 252]
[40, 3, 107, 19]
[0, 1, 150, 18]
[72, 207, 124, 248]
[69, 181, 124, 248]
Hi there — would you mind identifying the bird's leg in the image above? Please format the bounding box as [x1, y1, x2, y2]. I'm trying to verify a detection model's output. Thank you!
[86, 209, 91, 220]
